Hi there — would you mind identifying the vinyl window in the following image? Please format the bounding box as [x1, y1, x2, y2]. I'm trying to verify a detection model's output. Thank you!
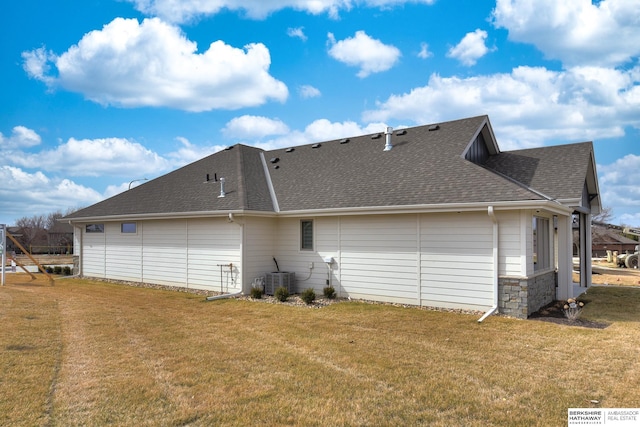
[300, 220, 314, 251]
[533, 217, 551, 271]
[121, 222, 137, 234]
[85, 224, 104, 233]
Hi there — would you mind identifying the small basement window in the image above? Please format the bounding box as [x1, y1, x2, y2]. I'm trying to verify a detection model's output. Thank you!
[121, 222, 137, 234]
[300, 220, 314, 251]
[86, 224, 104, 233]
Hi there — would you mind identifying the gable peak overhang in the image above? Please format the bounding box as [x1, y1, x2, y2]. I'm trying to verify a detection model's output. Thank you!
[461, 115, 500, 161]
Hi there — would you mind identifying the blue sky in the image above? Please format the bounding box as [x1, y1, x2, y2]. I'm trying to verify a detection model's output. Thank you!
[1, 0, 639, 226]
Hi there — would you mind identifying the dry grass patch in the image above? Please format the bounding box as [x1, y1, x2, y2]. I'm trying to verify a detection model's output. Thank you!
[1, 274, 639, 426]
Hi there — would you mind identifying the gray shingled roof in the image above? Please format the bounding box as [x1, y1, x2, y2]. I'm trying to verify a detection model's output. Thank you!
[66, 144, 273, 219]
[265, 116, 542, 210]
[484, 142, 594, 202]
[66, 115, 596, 220]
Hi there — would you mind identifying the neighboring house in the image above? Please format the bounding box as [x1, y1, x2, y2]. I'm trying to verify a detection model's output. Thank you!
[5, 226, 23, 254]
[63, 116, 601, 319]
[589, 222, 639, 257]
[48, 221, 74, 254]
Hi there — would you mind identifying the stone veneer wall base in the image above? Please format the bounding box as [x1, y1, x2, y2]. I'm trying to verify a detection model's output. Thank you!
[498, 271, 557, 319]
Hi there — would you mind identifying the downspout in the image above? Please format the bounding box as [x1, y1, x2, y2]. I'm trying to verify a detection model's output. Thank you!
[478, 206, 499, 322]
[205, 263, 242, 301]
[205, 289, 242, 301]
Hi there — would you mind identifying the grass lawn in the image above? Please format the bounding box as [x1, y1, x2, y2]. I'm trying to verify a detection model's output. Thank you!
[1, 274, 639, 426]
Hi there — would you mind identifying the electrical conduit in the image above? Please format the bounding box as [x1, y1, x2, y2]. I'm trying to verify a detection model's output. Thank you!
[478, 206, 499, 322]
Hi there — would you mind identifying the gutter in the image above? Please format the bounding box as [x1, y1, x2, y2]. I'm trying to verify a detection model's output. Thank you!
[478, 205, 499, 323]
[276, 199, 572, 218]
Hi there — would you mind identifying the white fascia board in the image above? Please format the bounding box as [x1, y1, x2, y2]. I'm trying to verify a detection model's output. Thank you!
[64, 209, 277, 224]
[66, 200, 573, 224]
[277, 200, 573, 218]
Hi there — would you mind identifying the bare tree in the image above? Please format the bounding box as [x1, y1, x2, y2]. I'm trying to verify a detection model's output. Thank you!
[12, 208, 78, 254]
[592, 206, 614, 224]
[47, 209, 76, 252]
[15, 214, 48, 252]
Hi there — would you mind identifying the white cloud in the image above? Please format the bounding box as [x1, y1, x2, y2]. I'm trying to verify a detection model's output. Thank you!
[127, 0, 435, 23]
[327, 31, 401, 78]
[598, 154, 640, 226]
[287, 27, 307, 41]
[21, 47, 55, 85]
[298, 85, 321, 98]
[492, 0, 640, 67]
[363, 65, 640, 149]
[167, 137, 222, 166]
[0, 166, 103, 224]
[418, 42, 433, 59]
[23, 17, 288, 112]
[223, 115, 290, 139]
[0, 126, 42, 149]
[250, 118, 388, 151]
[12, 137, 171, 177]
[447, 29, 491, 66]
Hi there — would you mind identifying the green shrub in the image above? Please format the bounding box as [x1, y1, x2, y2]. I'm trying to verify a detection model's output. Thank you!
[301, 288, 316, 304]
[250, 285, 263, 299]
[53, 266, 63, 275]
[45, 267, 54, 274]
[274, 286, 289, 302]
[323, 286, 336, 300]
[63, 266, 72, 275]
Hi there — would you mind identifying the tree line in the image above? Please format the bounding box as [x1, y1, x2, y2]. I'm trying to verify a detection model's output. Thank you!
[10, 209, 77, 254]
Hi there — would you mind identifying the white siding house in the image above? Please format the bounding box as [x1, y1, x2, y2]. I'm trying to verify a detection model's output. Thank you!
[65, 115, 601, 319]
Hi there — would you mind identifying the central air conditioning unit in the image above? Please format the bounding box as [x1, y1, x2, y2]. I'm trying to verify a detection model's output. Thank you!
[264, 272, 296, 295]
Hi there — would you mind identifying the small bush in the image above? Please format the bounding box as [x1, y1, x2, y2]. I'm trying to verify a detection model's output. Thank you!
[250, 285, 263, 299]
[53, 266, 63, 275]
[274, 286, 289, 302]
[563, 298, 585, 322]
[45, 267, 54, 274]
[301, 288, 316, 304]
[63, 266, 72, 275]
[323, 286, 336, 299]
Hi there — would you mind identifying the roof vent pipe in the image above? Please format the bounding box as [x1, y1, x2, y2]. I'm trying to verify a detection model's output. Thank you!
[384, 126, 393, 151]
[218, 177, 226, 198]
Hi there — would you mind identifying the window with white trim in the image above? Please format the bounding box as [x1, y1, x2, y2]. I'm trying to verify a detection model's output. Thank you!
[533, 217, 551, 271]
[86, 224, 104, 233]
[121, 222, 137, 234]
[300, 220, 313, 251]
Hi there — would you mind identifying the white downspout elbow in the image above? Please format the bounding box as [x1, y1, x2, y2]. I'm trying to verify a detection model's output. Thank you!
[479, 206, 499, 323]
[205, 289, 242, 301]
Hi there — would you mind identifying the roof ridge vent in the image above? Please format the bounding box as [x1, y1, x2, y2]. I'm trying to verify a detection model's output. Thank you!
[384, 126, 393, 151]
